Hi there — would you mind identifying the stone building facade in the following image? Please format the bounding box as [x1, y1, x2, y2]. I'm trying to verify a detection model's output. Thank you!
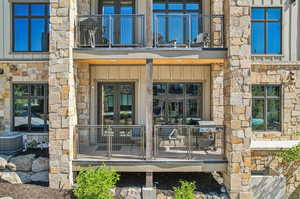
[0, 0, 300, 198]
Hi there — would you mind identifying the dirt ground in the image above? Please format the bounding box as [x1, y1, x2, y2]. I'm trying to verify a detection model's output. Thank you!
[117, 172, 223, 194]
[0, 172, 223, 199]
[0, 183, 74, 199]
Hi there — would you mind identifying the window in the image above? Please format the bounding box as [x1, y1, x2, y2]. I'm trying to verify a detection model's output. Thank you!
[252, 85, 281, 131]
[251, 8, 282, 54]
[13, 84, 49, 132]
[13, 3, 50, 52]
[153, 0, 202, 46]
[153, 83, 202, 125]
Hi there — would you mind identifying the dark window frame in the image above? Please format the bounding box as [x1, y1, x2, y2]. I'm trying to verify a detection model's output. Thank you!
[12, 3, 50, 52]
[251, 7, 282, 54]
[153, 82, 203, 125]
[153, 0, 202, 45]
[252, 84, 282, 131]
[98, 0, 136, 14]
[97, 82, 135, 125]
[12, 83, 49, 132]
[97, 0, 137, 46]
[153, 0, 202, 13]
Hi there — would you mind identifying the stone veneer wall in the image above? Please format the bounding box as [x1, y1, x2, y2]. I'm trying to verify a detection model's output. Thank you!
[211, 63, 224, 126]
[211, 64, 225, 153]
[0, 63, 48, 132]
[251, 64, 300, 140]
[223, 0, 252, 198]
[76, 63, 90, 126]
[48, 0, 78, 189]
[251, 150, 300, 198]
[251, 64, 300, 198]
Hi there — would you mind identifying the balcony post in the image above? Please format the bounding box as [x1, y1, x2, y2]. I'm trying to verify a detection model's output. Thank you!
[139, 0, 153, 47]
[145, 59, 153, 187]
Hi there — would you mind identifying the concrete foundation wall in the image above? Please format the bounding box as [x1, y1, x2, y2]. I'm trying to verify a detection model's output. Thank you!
[251, 175, 286, 199]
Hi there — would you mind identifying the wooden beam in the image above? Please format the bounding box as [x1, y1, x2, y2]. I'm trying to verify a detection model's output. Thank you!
[145, 58, 154, 188]
[77, 59, 225, 65]
[145, 59, 153, 160]
[145, 0, 153, 47]
[146, 172, 153, 187]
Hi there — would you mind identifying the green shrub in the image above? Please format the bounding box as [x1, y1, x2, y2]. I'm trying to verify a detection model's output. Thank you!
[73, 165, 120, 199]
[173, 180, 196, 199]
[276, 143, 300, 163]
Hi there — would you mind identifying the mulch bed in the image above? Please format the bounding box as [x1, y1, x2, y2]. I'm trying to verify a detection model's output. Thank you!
[0, 183, 74, 199]
[117, 172, 223, 194]
[0, 172, 223, 199]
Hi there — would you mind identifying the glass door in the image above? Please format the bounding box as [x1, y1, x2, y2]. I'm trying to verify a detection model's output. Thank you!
[99, 83, 135, 125]
[100, 0, 135, 45]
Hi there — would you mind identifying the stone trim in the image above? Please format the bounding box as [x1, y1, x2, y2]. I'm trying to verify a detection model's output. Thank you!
[251, 140, 300, 150]
[8, 0, 50, 3]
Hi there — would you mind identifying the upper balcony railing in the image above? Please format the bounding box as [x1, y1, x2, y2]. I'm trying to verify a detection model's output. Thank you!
[76, 14, 224, 49]
[76, 14, 145, 48]
[154, 14, 224, 48]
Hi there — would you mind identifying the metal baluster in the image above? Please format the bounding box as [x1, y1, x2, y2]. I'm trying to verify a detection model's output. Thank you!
[109, 15, 112, 48]
[188, 127, 192, 160]
[188, 15, 191, 48]
[153, 126, 157, 159]
[108, 126, 112, 159]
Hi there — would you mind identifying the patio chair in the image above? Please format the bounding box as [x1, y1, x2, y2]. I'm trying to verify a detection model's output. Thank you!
[158, 128, 182, 151]
[79, 17, 109, 47]
[193, 32, 210, 48]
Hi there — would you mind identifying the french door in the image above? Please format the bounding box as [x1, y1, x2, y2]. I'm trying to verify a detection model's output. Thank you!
[99, 0, 135, 45]
[98, 83, 135, 125]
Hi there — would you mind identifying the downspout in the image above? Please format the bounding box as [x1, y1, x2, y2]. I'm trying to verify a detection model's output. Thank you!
[90, 0, 92, 15]
[289, 1, 292, 61]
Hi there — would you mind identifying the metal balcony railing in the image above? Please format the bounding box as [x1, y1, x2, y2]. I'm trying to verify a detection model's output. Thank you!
[76, 15, 145, 48]
[76, 14, 225, 49]
[75, 125, 145, 159]
[154, 14, 224, 48]
[154, 125, 224, 160]
[74, 124, 224, 160]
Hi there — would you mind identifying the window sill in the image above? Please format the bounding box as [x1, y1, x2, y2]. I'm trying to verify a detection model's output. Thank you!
[252, 131, 282, 134]
[251, 54, 284, 57]
[251, 140, 300, 150]
[17, 132, 48, 136]
[9, 0, 50, 3]
[10, 52, 49, 55]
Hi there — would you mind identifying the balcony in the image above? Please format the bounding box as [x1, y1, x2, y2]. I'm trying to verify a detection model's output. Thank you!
[153, 14, 224, 48]
[75, 14, 225, 49]
[74, 14, 226, 60]
[76, 15, 145, 48]
[75, 125, 145, 159]
[73, 124, 226, 172]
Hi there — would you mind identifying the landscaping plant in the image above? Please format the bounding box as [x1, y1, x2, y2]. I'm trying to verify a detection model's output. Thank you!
[173, 180, 196, 199]
[73, 164, 120, 199]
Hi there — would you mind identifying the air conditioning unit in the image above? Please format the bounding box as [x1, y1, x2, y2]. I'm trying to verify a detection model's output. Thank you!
[0, 132, 23, 154]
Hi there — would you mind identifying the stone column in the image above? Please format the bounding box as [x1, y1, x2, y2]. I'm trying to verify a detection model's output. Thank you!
[49, 0, 78, 189]
[145, 59, 153, 187]
[211, 0, 224, 48]
[223, 0, 252, 198]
